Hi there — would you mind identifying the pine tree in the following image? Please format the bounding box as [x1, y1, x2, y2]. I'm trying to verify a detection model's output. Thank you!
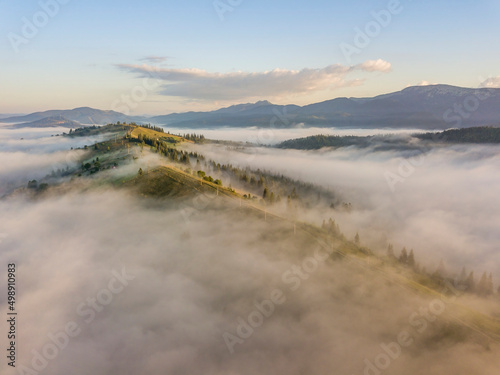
[457, 267, 468, 291]
[387, 244, 395, 259]
[465, 271, 475, 292]
[263, 188, 269, 199]
[354, 233, 360, 245]
[399, 248, 408, 264]
[408, 249, 415, 268]
[476, 272, 494, 296]
[477, 272, 489, 296]
[459, 267, 467, 282]
[488, 273, 494, 296]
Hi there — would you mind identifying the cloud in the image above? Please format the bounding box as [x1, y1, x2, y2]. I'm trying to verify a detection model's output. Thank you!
[2, 191, 500, 375]
[358, 59, 392, 73]
[417, 80, 438, 86]
[0, 186, 500, 375]
[405, 81, 437, 88]
[0, 128, 120, 195]
[115, 60, 392, 101]
[479, 76, 500, 88]
[165, 126, 426, 145]
[183, 138, 500, 277]
[2, 126, 500, 374]
[140, 56, 169, 64]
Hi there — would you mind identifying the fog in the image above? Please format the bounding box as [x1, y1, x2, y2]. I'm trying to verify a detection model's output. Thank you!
[164, 126, 430, 145]
[0, 125, 122, 195]
[1, 127, 500, 375]
[1, 191, 500, 375]
[184, 139, 500, 279]
[0, 125, 112, 153]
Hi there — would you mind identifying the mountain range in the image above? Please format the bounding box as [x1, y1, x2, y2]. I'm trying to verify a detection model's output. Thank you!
[0, 107, 144, 126]
[1, 85, 499, 129]
[8, 115, 83, 129]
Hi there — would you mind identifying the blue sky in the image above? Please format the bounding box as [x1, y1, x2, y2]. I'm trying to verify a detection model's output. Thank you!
[0, 0, 499, 114]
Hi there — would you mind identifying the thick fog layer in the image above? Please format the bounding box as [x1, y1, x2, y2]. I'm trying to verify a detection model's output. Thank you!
[1, 127, 500, 375]
[0, 125, 111, 153]
[1, 192, 500, 375]
[0, 126, 119, 195]
[164, 126, 429, 145]
[185, 139, 500, 278]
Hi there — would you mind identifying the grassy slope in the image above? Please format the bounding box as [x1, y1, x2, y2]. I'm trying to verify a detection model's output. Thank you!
[126, 165, 239, 199]
[130, 126, 186, 143]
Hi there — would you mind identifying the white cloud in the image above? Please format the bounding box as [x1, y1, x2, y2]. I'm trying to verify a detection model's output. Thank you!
[416, 80, 432, 86]
[404, 80, 436, 88]
[184, 139, 500, 276]
[116, 60, 392, 101]
[358, 59, 392, 73]
[479, 76, 500, 88]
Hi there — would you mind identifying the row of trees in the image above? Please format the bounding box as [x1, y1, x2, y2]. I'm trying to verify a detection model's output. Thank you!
[196, 171, 222, 185]
[321, 224, 499, 300]
[27, 180, 49, 192]
[417, 126, 500, 144]
[132, 129, 340, 211]
[196, 159, 338, 209]
[385, 243, 498, 298]
[68, 125, 100, 137]
[134, 134, 194, 164]
[182, 133, 206, 143]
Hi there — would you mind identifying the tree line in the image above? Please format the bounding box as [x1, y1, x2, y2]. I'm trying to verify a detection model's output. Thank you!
[416, 126, 500, 143]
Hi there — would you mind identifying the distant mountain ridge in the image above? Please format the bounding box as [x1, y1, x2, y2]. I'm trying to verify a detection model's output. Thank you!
[150, 85, 500, 129]
[9, 115, 83, 129]
[0, 107, 145, 126]
[0, 113, 25, 120]
[2, 85, 500, 129]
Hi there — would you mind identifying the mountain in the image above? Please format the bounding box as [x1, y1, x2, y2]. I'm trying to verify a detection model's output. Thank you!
[149, 85, 500, 129]
[149, 100, 302, 128]
[9, 115, 83, 129]
[3, 85, 500, 129]
[0, 107, 145, 125]
[0, 113, 25, 120]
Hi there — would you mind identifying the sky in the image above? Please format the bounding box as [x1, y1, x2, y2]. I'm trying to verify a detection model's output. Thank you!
[0, 0, 499, 115]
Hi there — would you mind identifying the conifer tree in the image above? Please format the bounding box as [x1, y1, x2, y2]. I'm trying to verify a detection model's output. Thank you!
[465, 271, 475, 292]
[408, 249, 416, 268]
[399, 248, 408, 264]
[263, 188, 269, 200]
[387, 244, 395, 258]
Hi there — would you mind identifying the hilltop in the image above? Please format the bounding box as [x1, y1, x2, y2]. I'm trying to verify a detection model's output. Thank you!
[8, 115, 83, 129]
[0, 107, 145, 125]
